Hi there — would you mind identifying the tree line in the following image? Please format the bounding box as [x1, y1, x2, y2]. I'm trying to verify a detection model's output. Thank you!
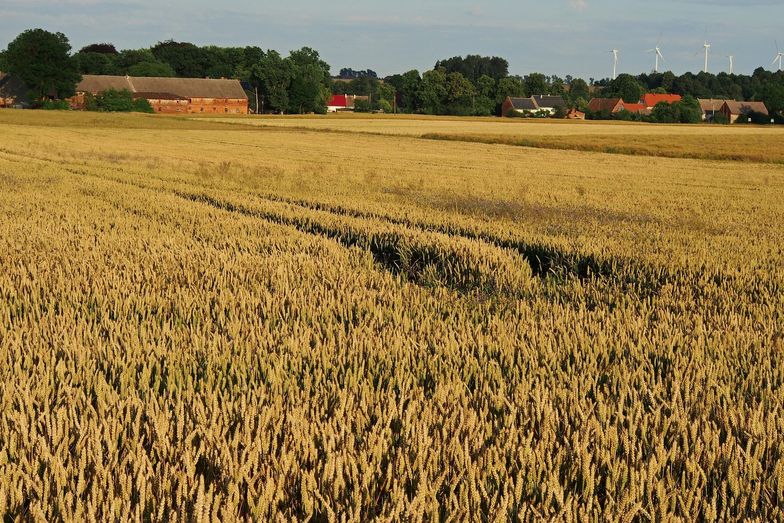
[1, 28, 783, 119]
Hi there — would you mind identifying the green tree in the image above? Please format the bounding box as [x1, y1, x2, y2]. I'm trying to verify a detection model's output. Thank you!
[151, 40, 209, 78]
[473, 75, 496, 116]
[523, 73, 548, 96]
[759, 82, 784, 116]
[418, 68, 448, 114]
[3, 29, 81, 100]
[287, 47, 331, 114]
[75, 52, 116, 75]
[252, 50, 293, 113]
[385, 70, 421, 113]
[568, 78, 590, 105]
[605, 74, 645, 103]
[495, 76, 524, 105]
[127, 61, 176, 77]
[114, 49, 157, 74]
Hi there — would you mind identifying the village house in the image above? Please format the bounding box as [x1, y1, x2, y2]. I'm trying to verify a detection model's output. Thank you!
[588, 94, 680, 116]
[327, 94, 369, 112]
[720, 100, 769, 123]
[698, 99, 726, 121]
[698, 98, 770, 123]
[502, 95, 566, 117]
[587, 97, 624, 114]
[70, 75, 249, 114]
[642, 93, 682, 109]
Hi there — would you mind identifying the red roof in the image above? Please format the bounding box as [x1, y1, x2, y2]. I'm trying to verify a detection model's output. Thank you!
[328, 94, 349, 107]
[621, 103, 646, 113]
[642, 93, 682, 108]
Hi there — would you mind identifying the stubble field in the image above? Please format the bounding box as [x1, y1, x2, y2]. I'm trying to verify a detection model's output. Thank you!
[0, 111, 782, 521]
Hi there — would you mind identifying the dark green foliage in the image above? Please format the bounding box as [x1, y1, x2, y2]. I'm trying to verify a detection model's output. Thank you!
[434, 55, 509, 83]
[650, 95, 702, 124]
[151, 40, 210, 78]
[711, 112, 730, 124]
[85, 89, 153, 113]
[79, 43, 118, 54]
[354, 98, 371, 112]
[95, 89, 135, 111]
[603, 74, 646, 103]
[127, 61, 176, 78]
[75, 52, 116, 75]
[40, 100, 71, 110]
[286, 47, 331, 114]
[3, 28, 81, 100]
[132, 98, 155, 113]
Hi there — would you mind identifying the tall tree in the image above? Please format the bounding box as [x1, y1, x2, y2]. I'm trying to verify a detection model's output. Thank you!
[286, 47, 331, 114]
[151, 40, 209, 78]
[3, 29, 81, 100]
[523, 73, 548, 96]
[252, 50, 293, 113]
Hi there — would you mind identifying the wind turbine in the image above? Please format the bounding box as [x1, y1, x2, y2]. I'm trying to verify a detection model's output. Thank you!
[647, 46, 665, 73]
[773, 41, 783, 71]
[726, 55, 734, 75]
[701, 41, 711, 73]
[611, 49, 620, 80]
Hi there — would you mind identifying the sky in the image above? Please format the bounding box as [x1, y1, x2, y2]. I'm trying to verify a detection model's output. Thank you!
[1, 0, 782, 79]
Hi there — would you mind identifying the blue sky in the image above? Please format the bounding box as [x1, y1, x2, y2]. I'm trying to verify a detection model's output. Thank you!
[1, 0, 782, 78]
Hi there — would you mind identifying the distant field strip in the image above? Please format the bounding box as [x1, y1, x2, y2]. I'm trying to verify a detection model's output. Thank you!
[209, 115, 784, 163]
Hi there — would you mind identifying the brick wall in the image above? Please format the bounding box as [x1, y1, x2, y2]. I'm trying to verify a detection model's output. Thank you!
[188, 98, 248, 115]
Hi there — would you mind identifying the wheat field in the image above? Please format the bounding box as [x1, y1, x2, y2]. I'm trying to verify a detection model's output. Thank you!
[0, 111, 783, 521]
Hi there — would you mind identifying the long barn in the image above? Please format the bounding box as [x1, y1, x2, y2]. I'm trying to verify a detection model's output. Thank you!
[71, 75, 249, 114]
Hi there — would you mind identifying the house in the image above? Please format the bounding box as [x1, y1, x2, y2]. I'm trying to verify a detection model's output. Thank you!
[502, 95, 566, 117]
[620, 103, 651, 116]
[531, 95, 567, 114]
[70, 75, 249, 114]
[587, 98, 624, 114]
[565, 108, 585, 120]
[698, 99, 726, 121]
[642, 93, 682, 109]
[587, 97, 653, 116]
[721, 100, 769, 123]
[0, 72, 32, 108]
[327, 94, 369, 112]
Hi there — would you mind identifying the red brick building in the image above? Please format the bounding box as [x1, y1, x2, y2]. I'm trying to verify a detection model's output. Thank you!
[71, 75, 249, 114]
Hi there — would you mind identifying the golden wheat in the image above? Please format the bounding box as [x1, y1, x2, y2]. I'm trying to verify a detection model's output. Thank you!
[0, 111, 782, 521]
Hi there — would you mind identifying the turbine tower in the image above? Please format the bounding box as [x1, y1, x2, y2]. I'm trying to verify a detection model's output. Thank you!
[773, 41, 784, 72]
[647, 46, 665, 73]
[702, 41, 711, 73]
[726, 55, 734, 75]
[611, 49, 619, 80]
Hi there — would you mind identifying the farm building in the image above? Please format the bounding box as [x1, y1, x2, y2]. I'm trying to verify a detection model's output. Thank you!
[502, 95, 566, 117]
[70, 75, 249, 114]
[0, 72, 32, 108]
[327, 94, 369, 112]
[721, 100, 769, 123]
[697, 99, 770, 123]
[565, 108, 586, 120]
[698, 99, 726, 121]
[587, 98, 624, 114]
[642, 93, 682, 109]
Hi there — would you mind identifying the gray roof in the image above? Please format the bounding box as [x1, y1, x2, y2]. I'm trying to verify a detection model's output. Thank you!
[0, 72, 32, 107]
[532, 95, 566, 108]
[77, 75, 248, 100]
[508, 97, 538, 110]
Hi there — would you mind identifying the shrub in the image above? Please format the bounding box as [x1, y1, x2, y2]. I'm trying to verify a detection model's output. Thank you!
[40, 100, 71, 110]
